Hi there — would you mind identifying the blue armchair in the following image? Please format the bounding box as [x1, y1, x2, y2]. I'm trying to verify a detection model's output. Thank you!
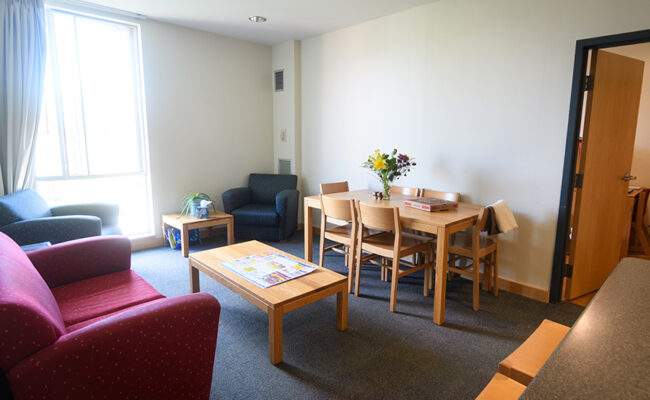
[222, 174, 299, 241]
[0, 189, 121, 246]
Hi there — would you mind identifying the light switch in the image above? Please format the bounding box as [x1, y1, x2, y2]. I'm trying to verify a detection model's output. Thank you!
[280, 129, 287, 142]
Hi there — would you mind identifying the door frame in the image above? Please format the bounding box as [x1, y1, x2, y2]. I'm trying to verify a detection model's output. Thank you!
[550, 29, 650, 303]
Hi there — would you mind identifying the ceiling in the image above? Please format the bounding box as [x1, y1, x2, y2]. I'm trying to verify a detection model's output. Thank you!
[74, 0, 439, 45]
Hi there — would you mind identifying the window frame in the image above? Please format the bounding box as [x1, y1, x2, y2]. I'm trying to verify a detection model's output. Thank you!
[36, 5, 154, 236]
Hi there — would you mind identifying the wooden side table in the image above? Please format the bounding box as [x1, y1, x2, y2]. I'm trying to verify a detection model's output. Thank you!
[161, 212, 234, 257]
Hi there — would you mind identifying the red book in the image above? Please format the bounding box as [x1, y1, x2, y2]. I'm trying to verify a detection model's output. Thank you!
[403, 197, 458, 212]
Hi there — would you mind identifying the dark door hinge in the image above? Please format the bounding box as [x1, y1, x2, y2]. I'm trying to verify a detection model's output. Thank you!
[575, 173, 584, 189]
[584, 75, 594, 91]
[563, 263, 574, 278]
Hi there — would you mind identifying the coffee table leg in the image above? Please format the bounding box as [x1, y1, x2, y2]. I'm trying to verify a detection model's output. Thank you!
[336, 285, 348, 331]
[227, 218, 234, 245]
[190, 264, 200, 293]
[269, 306, 283, 365]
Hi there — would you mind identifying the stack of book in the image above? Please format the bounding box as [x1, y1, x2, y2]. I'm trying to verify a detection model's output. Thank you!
[403, 197, 458, 212]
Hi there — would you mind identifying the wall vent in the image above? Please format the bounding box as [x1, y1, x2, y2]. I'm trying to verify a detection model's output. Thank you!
[274, 69, 284, 92]
[278, 158, 291, 175]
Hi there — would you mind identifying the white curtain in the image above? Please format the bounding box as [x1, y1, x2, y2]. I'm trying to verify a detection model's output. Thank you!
[0, 0, 46, 196]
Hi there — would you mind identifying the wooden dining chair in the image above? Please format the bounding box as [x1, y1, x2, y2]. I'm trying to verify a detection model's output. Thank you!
[319, 195, 358, 293]
[421, 188, 460, 202]
[390, 185, 420, 197]
[354, 201, 433, 312]
[320, 181, 349, 195]
[447, 207, 498, 311]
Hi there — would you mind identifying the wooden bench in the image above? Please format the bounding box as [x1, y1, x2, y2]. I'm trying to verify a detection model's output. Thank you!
[498, 319, 570, 385]
[476, 373, 526, 399]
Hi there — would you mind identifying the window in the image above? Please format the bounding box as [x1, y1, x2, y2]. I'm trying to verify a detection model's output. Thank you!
[35, 8, 152, 236]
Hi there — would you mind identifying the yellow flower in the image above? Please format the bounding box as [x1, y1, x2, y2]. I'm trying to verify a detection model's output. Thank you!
[373, 158, 386, 170]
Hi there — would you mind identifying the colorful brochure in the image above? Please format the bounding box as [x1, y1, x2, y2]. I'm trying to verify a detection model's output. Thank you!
[220, 251, 318, 288]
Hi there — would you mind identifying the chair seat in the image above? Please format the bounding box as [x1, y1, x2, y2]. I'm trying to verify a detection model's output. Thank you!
[449, 231, 497, 257]
[232, 204, 279, 226]
[325, 223, 380, 243]
[65, 297, 167, 332]
[362, 231, 430, 257]
[51, 270, 165, 326]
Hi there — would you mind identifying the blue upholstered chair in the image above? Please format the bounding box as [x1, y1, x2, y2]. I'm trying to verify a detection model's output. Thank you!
[0, 189, 121, 246]
[222, 174, 299, 241]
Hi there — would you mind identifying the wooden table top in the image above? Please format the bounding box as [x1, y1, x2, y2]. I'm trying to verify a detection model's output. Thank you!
[162, 211, 232, 224]
[305, 189, 482, 229]
[189, 241, 346, 307]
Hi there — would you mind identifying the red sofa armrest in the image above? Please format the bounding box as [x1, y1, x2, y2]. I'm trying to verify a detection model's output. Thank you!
[8, 293, 221, 400]
[27, 235, 131, 288]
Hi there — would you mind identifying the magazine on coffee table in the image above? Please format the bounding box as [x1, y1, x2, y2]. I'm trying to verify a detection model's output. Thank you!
[219, 251, 318, 288]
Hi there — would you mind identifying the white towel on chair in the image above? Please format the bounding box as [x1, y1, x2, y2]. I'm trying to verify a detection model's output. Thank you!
[490, 200, 518, 234]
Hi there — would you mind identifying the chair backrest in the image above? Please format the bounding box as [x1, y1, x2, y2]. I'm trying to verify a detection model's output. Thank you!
[476, 207, 490, 232]
[421, 188, 460, 202]
[248, 174, 297, 204]
[0, 232, 66, 371]
[357, 202, 400, 232]
[320, 181, 349, 195]
[0, 189, 52, 227]
[321, 195, 354, 222]
[391, 185, 419, 197]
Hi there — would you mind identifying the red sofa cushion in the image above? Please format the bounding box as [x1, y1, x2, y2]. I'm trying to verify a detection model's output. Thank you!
[65, 298, 167, 332]
[0, 233, 66, 371]
[51, 270, 165, 327]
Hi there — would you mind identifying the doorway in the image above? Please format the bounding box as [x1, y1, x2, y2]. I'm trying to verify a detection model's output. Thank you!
[550, 29, 650, 304]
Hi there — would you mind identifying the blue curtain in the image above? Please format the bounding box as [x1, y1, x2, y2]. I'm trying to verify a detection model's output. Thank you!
[0, 0, 46, 195]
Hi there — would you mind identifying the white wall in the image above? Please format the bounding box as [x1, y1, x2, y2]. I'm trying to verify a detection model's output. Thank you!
[140, 19, 273, 236]
[272, 40, 301, 175]
[300, 0, 650, 290]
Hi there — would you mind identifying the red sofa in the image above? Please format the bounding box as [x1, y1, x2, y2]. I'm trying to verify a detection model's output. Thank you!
[0, 232, 221, 399]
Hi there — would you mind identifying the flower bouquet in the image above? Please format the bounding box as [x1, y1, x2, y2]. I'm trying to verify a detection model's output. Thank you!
[362, 149, 415, 199]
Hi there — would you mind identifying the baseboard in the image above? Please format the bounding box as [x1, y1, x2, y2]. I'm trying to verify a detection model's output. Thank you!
[130, 235, 164, 251]
[495, 276, 549, 303]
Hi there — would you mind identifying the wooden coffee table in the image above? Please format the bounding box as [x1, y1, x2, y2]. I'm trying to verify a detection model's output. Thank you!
[189, 241, 348, 365]
[161, 212, 234, 257]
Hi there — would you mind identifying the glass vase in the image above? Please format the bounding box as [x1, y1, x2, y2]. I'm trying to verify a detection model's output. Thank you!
[382, 179, 391, 200]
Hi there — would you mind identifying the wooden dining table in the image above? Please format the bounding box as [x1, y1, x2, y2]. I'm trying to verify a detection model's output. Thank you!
[303, 189, 483, 325]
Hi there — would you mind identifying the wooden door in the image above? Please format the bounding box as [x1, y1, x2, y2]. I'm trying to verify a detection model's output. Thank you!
[566, 50, 644, 299]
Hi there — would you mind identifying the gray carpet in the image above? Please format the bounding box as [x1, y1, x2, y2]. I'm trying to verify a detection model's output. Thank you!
[131, 233, 584, 400]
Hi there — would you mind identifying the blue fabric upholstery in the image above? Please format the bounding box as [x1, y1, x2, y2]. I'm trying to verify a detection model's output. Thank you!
[222, 174, 299, 241]
[0, 189, 121, 245]
[0, 189, 51, 226]
[0, 216, 102, 246]
[231, 204, 279, 226]
[51, 203, 120, 227]
[221, 187, 251, 214]
[248, 174, 298, 205]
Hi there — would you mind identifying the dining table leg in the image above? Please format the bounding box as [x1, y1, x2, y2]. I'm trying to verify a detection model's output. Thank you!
[434, 226, 448, 325]
[304, 199, 314, 262]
